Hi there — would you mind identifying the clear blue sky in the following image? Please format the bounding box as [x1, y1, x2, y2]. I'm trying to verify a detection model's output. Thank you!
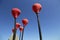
[0, 0, 60, 40]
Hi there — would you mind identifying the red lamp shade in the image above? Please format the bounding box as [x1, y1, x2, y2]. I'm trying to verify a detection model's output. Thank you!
[12, 28, 14, 33]
[32, 3, 42, 13]
[16, 23, 21, 29]
[22, 18, 28, 26]
[19, 26, 24, 32]
[12, 8, 21, 18]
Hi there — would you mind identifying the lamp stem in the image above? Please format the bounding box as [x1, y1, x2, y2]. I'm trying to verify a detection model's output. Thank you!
[21, 26, 25, 40]
[36, 13, 42, 40]
[19, 32, 21, 40]
[13, 18, 17, 40]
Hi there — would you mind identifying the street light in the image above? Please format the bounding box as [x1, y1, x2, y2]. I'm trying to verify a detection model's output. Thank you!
[32, 3, 42, 40]
[12, 8, 21, 40]
[19, 26, 24, 40]
[21, 18, 29, 40]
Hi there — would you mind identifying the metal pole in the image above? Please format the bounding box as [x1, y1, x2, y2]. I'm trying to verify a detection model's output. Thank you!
[21, 26, 25, 40]
[19, 32, 21, 40]
[36, 13, 42, 40]
[13, 18, 17, 40]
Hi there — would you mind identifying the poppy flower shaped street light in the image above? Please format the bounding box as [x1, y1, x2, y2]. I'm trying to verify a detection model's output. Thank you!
[21, 18, 29, 40]
[19, 26, 24, 32]
[32, 3, 42, 40]
[12, 8, 21, 40]
[22, 18, 29, 26]
[32, 3, 42, 13]
[16, 23, 21, 29]
[12, 8, 21, 18]
[19, 26, 24, 40]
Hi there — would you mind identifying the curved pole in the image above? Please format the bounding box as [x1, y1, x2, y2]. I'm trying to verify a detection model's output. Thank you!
[36, 13, 42, 40]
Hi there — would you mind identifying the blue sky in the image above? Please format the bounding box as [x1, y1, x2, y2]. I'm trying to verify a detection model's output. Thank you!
[0, 0, 60, 40]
